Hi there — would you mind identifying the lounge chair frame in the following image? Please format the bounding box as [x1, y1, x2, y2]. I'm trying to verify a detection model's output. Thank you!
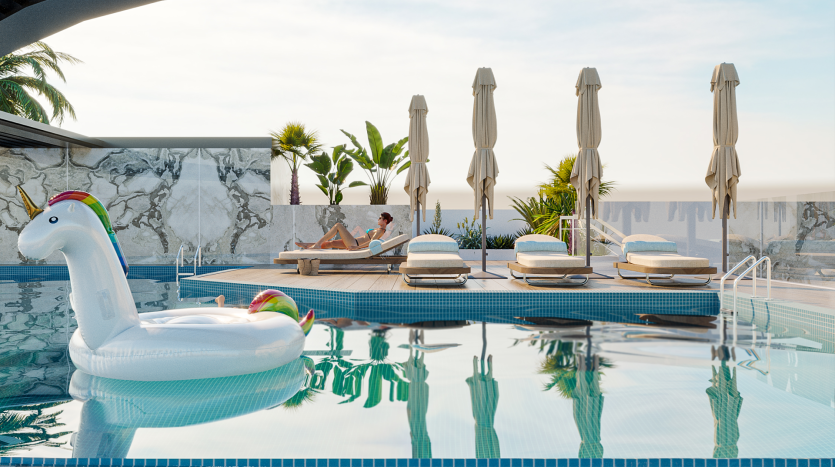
[613, 262, 716, 286]
[273, 236, 409, 274]
[508, 262, 592, 286]
[399, 266, 471, 286]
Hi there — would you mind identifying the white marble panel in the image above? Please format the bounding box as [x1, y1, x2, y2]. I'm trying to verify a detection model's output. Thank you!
[0, 148, 68, 264]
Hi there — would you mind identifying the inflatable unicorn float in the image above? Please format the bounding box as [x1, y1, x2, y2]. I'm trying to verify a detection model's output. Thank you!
[16, 187, 313, 381]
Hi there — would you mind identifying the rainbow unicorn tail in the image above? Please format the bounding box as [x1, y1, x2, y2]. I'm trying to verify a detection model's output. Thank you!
[299, 309, 314, 336]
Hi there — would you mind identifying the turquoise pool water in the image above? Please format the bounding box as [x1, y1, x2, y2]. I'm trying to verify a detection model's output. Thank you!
[1, 278, 833, 459]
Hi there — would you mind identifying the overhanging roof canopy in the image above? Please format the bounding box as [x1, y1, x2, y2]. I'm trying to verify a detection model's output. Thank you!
[0, 0, 162, 56]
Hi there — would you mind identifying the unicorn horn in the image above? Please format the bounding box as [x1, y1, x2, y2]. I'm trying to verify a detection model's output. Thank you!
[17, 186, 43, 220]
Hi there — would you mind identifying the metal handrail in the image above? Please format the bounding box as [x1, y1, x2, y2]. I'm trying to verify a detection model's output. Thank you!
[731, 256, 771, 346]
[193, 245, 202, 276]
[720, 255, 756, 310]
[175, 244, 194, 286]
[732, 256, 771, 314]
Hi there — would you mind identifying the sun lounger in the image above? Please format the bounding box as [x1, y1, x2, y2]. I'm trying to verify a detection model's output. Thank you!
[507, 234, 592, 286]
[398, 234, 470, 286]
[274, 234, 410, 274]
[613, 234, 716, 286]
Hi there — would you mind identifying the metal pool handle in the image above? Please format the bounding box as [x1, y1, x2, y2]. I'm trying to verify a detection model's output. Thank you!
[719, 255, 756, 311]
[731, 256, 772, 346]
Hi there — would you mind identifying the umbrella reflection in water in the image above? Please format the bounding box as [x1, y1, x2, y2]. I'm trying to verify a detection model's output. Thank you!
[467, 322, 500, 459]
[404, 329, 432, 458]
[536, 326, 611, 459]
[708, 327, 743, 459]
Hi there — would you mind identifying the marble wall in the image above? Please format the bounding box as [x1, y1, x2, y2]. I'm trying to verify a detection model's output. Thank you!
[0, 148, 272, 265]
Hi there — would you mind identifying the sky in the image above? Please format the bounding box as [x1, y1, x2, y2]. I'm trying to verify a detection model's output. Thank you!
[36, 0, 835, 207]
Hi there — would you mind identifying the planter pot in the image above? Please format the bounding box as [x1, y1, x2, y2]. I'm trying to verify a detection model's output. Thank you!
[458, 249, 516, 261]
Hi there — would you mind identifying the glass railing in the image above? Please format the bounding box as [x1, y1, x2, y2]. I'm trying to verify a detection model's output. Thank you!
[563, 192, 835, 288]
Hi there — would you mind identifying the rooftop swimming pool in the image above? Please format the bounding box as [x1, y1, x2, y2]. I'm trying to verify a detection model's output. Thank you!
[1, 275, 833, 460]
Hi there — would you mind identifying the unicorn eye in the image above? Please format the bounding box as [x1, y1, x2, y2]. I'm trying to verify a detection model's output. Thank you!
[49, 217, 58, 224]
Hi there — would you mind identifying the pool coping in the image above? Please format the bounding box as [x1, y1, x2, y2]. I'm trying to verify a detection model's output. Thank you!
[1, 458, 831, 466]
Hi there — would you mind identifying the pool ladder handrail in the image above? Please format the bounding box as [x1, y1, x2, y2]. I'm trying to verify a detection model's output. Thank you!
[721, 255, 772, 347]
[719, 255, 755, 310]
[193, 244, 202, 276]
[175, 243, 194, 285]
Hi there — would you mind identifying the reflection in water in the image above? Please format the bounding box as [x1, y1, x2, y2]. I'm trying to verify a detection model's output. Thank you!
[536, 329, 612, 459]
[708, 344, 743, 459]
[466, 323, 500, 459]
[404, 330, 432, 458]
[0, 402, 71, 455]
[68, 359, 306, 458]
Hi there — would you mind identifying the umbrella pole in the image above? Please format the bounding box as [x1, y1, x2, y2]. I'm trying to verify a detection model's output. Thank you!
[481, 321, 487, 365]
[416, 201, 420, 237]
[722, 196, 729, 272]
[586, 195, 591, 267]
[482, 194, 487, 273]
[468, 194, 506, 279]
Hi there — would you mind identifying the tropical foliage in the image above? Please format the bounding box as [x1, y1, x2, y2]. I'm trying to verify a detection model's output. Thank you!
[510, 154, 615, 241]
[304, 145, 365, 205]
[341, 122, 410, 205]
[0, 42, 81, 125]
[423, 201, 453, 236]
[0, 402, 71, 455]
[270, 122, 322, 205]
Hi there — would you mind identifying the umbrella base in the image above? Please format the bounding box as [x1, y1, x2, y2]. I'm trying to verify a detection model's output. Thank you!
[468, 270, 507, 280]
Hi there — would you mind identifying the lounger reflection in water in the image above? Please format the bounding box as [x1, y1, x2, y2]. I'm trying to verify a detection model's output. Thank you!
[613, 234, 717, 286]
[68, 359, 307, 458]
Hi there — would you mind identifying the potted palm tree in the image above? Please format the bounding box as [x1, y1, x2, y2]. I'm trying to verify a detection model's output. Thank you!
[270, 122, 322, 205]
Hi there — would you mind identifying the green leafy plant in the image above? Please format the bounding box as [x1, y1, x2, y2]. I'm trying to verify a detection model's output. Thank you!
[270, 122, 322, 205]
[515, 226, 533, 237]
[0, 42, 81, 125]
[340, 122, 410, 205]
[423, 200, 453, 236]
[487, 234, 516, 249]
[455, 216, 484, 250]
[304, 145, 365, 205]
[510, 154, 616, 243]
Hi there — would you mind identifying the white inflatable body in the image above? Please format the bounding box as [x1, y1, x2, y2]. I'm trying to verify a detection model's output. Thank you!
[17, 192, 305, 381]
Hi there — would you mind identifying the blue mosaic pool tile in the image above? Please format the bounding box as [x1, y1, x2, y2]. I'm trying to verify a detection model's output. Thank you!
[820, 460, 832, 467]
[775, 460, 786, 467]
[363, 460, 374, 467]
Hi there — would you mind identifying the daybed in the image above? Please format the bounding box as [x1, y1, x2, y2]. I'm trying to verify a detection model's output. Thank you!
[613, 234, 717, 286]
[274, 234, 410, 274]
[507, 234, 592, 286]
[398, 234, 471, 286]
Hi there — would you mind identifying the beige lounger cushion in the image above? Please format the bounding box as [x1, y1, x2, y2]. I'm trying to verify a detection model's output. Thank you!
[405, 252, 465, 268]
[278, 234, 409, 260]
[626, 252, 709, 268]
[517, 251, 585, 268]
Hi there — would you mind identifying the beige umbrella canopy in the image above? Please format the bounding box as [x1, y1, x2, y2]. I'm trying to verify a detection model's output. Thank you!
[569, 67, 603, 221]
[405, 95, 430, 225]
[705, 63, 741, 220]
[467, 67, 499, 221]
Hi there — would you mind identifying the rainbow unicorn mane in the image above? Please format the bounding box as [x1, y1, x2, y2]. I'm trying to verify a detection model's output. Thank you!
[48, 191, 129, 276]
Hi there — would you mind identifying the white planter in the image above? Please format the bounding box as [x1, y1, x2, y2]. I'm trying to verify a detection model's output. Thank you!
[458, 249, 516, 261]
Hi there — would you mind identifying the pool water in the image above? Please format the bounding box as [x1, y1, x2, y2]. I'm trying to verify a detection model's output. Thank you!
[1, 279, 833, 459]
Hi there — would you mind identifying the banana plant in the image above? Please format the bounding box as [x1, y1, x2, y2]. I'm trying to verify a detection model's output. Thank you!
[304, 145, 365, 205]
[340, 121, 410, 205]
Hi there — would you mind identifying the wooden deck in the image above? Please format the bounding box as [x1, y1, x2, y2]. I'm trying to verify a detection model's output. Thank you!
[190, 260, 835, 311]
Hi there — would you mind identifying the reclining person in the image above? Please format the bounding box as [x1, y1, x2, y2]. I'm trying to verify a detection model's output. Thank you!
[296, 212, 392, 250]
